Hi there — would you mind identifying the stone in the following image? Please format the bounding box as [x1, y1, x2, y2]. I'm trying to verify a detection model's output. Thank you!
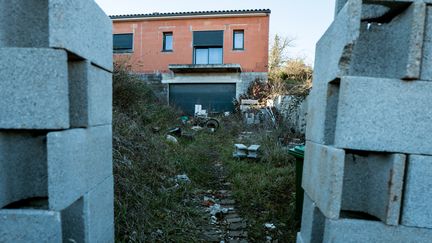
[401, 155, 432, 228]
[229, 222, 247, 230]
[0, 48, 69, 129]
[297, 193, 325, 243]
[83, 176, 114, 243]
[47, 125, 113, 210]
[348, 3, 426, 80]
[296, 232, 304, 243]
[341, 152, 406, 225]
[302, 141, 345, 219]
[69, 61, 113, 127]
[49, 0, 113, 71]
[226, 217, 243, 224]
[334, 76, 432, 155]
[228, 230, 248, 237]
[323, 218, 432, 243]
[0, 209, 62, 243]
[0, 132, 48, 208]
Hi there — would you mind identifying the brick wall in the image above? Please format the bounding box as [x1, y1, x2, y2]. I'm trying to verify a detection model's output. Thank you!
[0, 0, 114, 242]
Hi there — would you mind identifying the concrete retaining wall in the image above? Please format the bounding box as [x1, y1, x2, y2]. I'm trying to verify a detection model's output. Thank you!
[0, 0, 114, 242]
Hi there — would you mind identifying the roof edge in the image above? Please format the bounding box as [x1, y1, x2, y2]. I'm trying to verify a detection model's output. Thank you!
[110, 9, 271, 20]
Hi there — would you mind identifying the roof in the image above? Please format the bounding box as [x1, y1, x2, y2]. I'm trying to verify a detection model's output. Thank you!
[110, 9, 271, 20]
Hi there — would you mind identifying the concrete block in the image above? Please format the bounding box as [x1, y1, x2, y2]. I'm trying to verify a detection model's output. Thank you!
[0, 132, 48, 208]
[49, 0, 113, 71]
[69, 61, 112, 127]
[298, 193, 325, 243]
[342, 152, 406, 225]
[0, 1, 49, 47]
[349, 3, 426, 80]
[421, 6, 432, 80]
[0, 209, 62, 243]
[306, 81, 340, 145]
[401, 155, 432, 228]
[323, 218, 432, 243]
[61, 198, 85, 243]
[47, 125, 113, 210]
[0, 48, 69, 129]
[302, 141, 345, 219]
[314, 0, 361, 85]
[334, 76, 432, 155]
[83, 176, 114, 243]
[296, 232, 304, 243]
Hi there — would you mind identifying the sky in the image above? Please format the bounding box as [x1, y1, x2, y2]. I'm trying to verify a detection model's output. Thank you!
[94, 0, 336, 65]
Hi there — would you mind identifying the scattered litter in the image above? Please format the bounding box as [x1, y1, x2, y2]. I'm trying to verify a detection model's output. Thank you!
[180, 116, 189, 124]
[202, 196, 216, 207]
[168, 127, 182, 136]
[247, 144, 261, 159]
[224, 112, 230, 117]
[205, 118, 220, 132]
[152, 127, 161, 133]
[175, 174, 191, 183]
[208, 204, 228, 216]
[264, 223, 276, 230]
[166, 135, 178, 143]
[233, 144, 248, 158]
[266, 236, 273, 242]
[210, 215, 218, 224]
[195, 104, 208, 118]
[191, 126, 203, 131]
[241, 99, 259, 105]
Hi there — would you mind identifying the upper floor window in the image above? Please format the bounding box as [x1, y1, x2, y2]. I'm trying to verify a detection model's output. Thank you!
[113, 33, 133, 53]
[193, 30, 224, 64]
[163, 32, 173, 52]
[233, 30, 244, 50]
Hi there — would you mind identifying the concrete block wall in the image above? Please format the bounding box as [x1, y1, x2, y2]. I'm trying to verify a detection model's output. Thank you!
[0, 0, 114, 242]
[298, 0, 432, 242]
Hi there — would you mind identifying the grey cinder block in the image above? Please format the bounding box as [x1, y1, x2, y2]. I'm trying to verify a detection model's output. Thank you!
[49, 0, 113, 71]
[421, 6, 432, 80]
[302, 141, 345, 219]
[334, 76, 432, 155]
[314, 0, 361, 85]
[348, 3, 426, 80]
[323, 218, 432, 243]
[0, 132, 48, 209]
[69, 61, 113, 127]
[84, 176, 114, 243]
[47, 125, 113, 210]
[0, 48, 69, 129]
[0, 1, 49, 48]
[401, 155, 432, 229]
[61, 198, 85, 243]
[297, 193, 325, 243]
[341, 153, 406, 225]
[0, 209, 62, 243]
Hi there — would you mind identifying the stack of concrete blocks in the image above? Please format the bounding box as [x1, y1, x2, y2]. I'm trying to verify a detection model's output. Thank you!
[298, 0, 432, 242]
[0, 0, 114, 242]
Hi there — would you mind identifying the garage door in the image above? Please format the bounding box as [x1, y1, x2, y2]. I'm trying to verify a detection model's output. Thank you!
[169, 83, 236, 115]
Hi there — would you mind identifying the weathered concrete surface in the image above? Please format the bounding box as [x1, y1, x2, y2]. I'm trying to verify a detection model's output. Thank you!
[297, 193, 326, 243]
[0, 48, 69, 129]
[323, 218, 432, 243]
[0, 132, 48, 208]
[334, 76, 432, 155]
[401, 155, 432, 229]
[84, 176, 114, 243]
[49, 0, 113, 71]
[61, 198, 85, 243]
[0, 210, 62, 243]
[69, 61, 113, 127]
[302, 141, 345, 219]
[47, 125, 113, 210]
[349, 3, 426, 80]
[341, 152, 406, 225]
[421, 6, 432, 80]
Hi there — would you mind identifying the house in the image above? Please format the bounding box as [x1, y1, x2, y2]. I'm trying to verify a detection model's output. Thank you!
[111, 9, 270, 114]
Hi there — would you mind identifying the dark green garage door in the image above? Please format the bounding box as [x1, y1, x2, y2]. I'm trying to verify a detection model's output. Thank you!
[169, 83, 236, 115]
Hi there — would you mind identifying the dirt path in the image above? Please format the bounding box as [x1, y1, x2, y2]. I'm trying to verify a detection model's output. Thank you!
[199, 161, 249, 243]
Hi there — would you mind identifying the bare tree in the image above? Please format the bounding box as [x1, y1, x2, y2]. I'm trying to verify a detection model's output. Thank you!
[268, 34, 294, 71]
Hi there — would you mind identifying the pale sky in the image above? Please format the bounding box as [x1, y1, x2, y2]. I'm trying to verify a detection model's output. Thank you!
[94, 0, 336, 65]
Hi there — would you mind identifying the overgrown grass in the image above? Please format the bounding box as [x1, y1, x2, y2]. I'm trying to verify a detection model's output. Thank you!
[113, 64, 298, 242]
